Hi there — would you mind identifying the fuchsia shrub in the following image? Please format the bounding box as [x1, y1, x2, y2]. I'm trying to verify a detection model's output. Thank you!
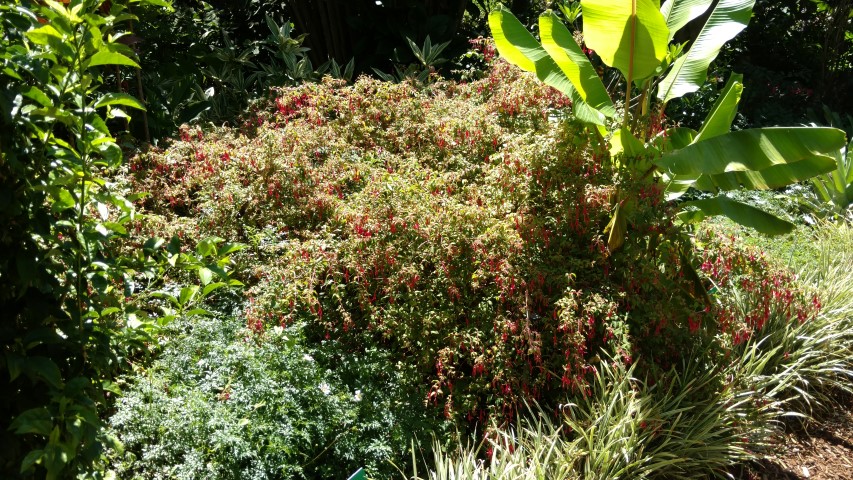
[126, 61, 821, 428]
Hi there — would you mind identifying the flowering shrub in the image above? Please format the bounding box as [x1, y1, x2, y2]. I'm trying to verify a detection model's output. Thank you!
[124, 60, 822, 436]
[696, 229, 821, 349]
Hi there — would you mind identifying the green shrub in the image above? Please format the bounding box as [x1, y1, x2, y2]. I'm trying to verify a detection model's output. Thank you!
[124, 63, 715, 431]
[109, 315, 436, 479]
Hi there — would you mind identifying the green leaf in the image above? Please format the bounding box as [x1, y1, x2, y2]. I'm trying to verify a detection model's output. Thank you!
[539, 11, 615, 116]
[25, 25, 63, 46]
[657, 0, 754, 103]
[217, 242, 246, 256]
[198, 267, 213, 286]
[178, 285, 199, 307]
[655, 127, 847, 176]
[84, 50, 139, 69]
[21, 86, 53, 108]
[20, 449, 44, 473]
[131, 0, 175, 12]
[196, 237, 223, 258]
[660, 0, 714, 41]
[103, 222, 127, 234]
[202, 282, 227, 296]
[692, 73, 743, 143]
[655, 126, 697, 152]
[488, 6, 607, 125]
[610, 127, 647, 157]
[581, 0, 670, 81]
[42, 0, 82, 23]
[693, 155, 837, 191]
[26, 356, 63, 389]
[50, 188, 76, 213]
[94, 92, 145, 111]
[10, 407, 53, 436]
[679, 197, 794, 235]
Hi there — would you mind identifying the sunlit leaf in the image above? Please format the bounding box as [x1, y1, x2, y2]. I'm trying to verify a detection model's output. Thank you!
[539, 11, 615, 116]
[581, 0, 670, 81]
[657, 0, 754, 102]
[679, 197, 794, 235]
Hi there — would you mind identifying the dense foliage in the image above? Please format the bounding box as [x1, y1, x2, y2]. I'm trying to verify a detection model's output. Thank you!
[1, 0, 850, 478]
[110, 52, 837, 476]
[0, 1, 240, 477]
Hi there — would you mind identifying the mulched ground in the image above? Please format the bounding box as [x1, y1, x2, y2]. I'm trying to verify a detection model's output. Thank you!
[735, 396, 853, 480]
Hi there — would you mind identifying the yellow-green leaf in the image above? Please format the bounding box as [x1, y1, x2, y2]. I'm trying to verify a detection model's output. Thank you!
[540, 11, 615, 117]
[84, 50, 139, 69]
[656, 127, 846, 176]
[693, 73, 743, 143]
[94, 92, 146, 111]
[488, 6, 607, 125]
[581, 0, 670, 81]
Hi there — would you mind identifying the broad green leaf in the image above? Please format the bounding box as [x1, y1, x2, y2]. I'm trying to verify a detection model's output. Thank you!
[10, 408, 53, 436]
[660, 0, 714, 41]
[26, 356, 63, 389]
[202, 282, 227, 296]
[653, 127, 698, 153]
[102, 222, 127, 234]
[539, 11, 615, 116]
[663, 173, 699, 200]
[43, 0, 82, 23]
[489, 7, 607, 125]
[217, 242, 246, 256]
[581, 0, 670, 81]
[198, 267, 213, 286]
[488, 6, 546, 74]
[693, 73, 743, 143]
[21, 449, 44, 474]
[693, 154, 837, 191]
[84, 50, 139, 69]
[50, 188, 76, 212]
[25, 25, 63, 46]
[196, 237, 223, 257]
[657, 0, 754, 103]
[655, 127, 846, 176]
[609, 127, 646, 157]
[679, 197, 794, 235]
[21, 86, 52, 108]
[178, 285, 199, 307]
[94, 92, 145, 111]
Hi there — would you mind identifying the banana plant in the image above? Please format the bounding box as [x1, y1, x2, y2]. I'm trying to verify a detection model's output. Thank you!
[488, 1, 847, 242]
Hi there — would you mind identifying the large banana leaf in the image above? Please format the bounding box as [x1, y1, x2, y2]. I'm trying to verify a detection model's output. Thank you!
[679, 197, 794, 235]
[692, 156, 838, 191]
[488, 6, 607, 125]
[539, 11, 616, 117]
[692, 73, 743, 143]
[655, 127, 847, 176]
[656, 0, 754, 103]
[660, 0, 714, 41]
[581, 0, 670, 81]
